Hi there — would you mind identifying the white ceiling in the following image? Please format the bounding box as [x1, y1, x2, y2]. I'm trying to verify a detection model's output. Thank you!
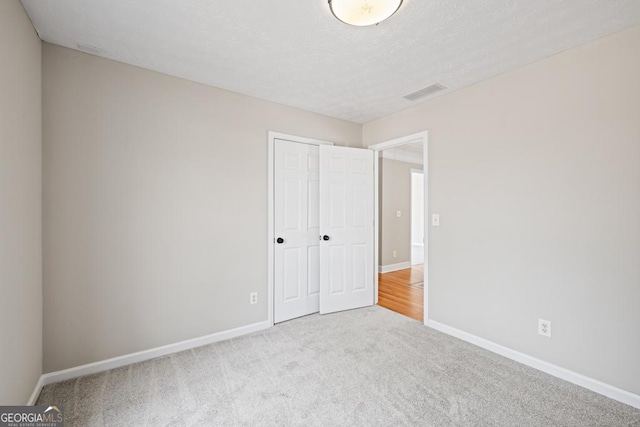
[21, 0, 640, 124]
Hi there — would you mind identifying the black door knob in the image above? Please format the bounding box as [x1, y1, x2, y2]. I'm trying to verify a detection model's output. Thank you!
[276, 237, 284, 244]
[322, 235, 330, 241]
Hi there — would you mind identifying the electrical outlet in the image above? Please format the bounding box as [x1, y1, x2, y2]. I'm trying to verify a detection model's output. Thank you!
[396, 210, 402, 218]
[538, 319, 551, 337]
[392, 250, 397, 258]
[250, 292, 258, 305]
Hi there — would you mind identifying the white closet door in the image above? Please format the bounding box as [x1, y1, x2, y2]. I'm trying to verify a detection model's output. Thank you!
[319, 145, 374, 314]
[274, 139, 320, 323]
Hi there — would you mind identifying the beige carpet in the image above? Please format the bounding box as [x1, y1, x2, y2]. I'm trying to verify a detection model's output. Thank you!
[37, 306, 640, 426]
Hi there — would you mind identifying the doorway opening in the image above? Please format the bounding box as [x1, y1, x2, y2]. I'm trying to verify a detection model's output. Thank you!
[368, 132, 428, 323]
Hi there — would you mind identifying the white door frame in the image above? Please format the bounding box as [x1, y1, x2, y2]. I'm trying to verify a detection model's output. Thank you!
[267, 132, 334, 326]
[367, 131, 429, 324]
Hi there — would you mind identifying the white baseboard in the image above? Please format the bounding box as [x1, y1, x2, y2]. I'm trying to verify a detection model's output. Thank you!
[27, 376, 44, 405]
[426, 319, 640, 410]
[31, 317, 640, 410]
[29, 320, 271, 404]
[379, 261, 411, 273]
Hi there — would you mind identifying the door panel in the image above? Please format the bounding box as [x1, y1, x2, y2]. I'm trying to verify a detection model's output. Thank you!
[308, 246, 320, 295]
[329, 245, 345, 294]
[319, 145, 374, 314]
[274, 140, 320, 323]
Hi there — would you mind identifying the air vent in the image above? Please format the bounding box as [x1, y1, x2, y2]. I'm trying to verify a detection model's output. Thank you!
[403, 83, 447, 101]
[77, 43, 102, 55]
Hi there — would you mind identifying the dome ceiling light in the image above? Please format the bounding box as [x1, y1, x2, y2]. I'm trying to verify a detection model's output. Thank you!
[328, 0, 403, 27]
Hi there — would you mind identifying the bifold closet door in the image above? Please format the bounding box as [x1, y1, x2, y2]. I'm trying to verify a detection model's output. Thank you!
[273, 139, 320, 323]
[274, 141, 375, 322]
[318, 145, 374, 314]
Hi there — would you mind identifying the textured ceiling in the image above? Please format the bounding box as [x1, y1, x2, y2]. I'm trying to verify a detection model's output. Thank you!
[21, 0, 640, 123]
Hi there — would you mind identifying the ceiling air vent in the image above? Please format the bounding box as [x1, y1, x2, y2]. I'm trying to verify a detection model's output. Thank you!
[403, 83, 447, 101]
[77, 43, 102, 55]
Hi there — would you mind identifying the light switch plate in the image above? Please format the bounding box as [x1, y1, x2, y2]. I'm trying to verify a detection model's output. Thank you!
[396, 210, 401, 218]
[432, 214, 440, 226]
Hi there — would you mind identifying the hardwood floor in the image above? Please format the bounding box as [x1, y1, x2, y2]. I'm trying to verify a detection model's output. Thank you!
[378, 264, 424, 321]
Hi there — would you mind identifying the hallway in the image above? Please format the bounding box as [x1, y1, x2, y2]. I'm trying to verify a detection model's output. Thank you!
[377, 264, 424, 321]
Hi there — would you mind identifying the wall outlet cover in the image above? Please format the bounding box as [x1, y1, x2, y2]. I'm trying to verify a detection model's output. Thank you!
[538, 319, 551, 337]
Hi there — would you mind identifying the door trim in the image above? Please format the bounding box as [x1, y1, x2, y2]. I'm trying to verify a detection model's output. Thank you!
[367, 131, 429, 324]
[267, 132, 334, 326]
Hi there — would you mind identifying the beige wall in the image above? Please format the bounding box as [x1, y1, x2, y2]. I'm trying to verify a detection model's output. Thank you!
[42, 44, 361, 372]
[0, 0, 42, 404]
[363, 26, 640, 394]
[6, 10, 637, 399]
[379, 158, 422, 266]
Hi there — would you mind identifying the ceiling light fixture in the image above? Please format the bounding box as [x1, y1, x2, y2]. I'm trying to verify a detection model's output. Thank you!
[328, 0, 403, 27]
